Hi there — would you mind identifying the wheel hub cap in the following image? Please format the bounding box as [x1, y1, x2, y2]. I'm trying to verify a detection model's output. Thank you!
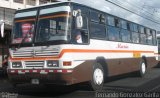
[93, 68, 104, 85]
[142, 63, 146, 74]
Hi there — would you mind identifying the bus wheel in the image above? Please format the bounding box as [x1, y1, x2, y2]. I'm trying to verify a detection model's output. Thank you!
[139, 59, 147, 77]
[11, 83, 17, 88]
[90, 63, 104, 91]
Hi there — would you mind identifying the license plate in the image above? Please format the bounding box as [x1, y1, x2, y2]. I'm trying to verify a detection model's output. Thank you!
[31, 79, 39, 84]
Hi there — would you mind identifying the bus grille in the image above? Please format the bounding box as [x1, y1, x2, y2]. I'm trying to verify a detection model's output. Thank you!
[25, 61, 44, 68]
[12, 50, 33, 57]
[35, 51, 59, 57]
[11, 49, 59, 58]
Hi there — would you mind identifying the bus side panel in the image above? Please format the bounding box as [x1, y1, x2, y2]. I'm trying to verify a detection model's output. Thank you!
[107, 57, 158, 77]
[72, 60, 93, 84]
[71, 57, 158, 84]
[146, 57, 158, 68]
[106, 58, 140, 77]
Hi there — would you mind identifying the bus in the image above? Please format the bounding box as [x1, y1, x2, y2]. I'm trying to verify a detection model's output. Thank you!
[6, 0, 158, 91]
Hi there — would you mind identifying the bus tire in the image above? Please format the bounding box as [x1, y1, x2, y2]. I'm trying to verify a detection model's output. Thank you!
[138, 59, 147, 77]
[11, 83, 17, 88]
[90, 62, 104, 91]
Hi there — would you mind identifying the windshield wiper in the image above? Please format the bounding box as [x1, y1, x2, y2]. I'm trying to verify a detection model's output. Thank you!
[17, 33, 29, 49]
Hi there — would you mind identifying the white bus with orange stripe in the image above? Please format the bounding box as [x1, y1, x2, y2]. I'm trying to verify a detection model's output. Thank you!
[8, 1, 158, 91]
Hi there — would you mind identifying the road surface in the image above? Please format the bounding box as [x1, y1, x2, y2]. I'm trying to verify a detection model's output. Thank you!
[0, 67, 160, 98]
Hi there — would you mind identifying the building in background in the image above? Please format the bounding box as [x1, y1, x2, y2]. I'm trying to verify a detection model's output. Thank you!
[0, 0, 59, 30]
[0, 0, 59, 10]
[0, 0, 58, 66]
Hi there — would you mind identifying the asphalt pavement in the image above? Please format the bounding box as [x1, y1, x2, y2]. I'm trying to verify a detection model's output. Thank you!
[0, 67, 160, 98]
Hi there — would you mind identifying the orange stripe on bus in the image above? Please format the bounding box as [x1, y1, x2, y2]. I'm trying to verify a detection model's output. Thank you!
[58, 49, 154, 58]
[10, 49, 155, 61]
[39, 14, 68, 19]
[14, 14, 68, 23]
[15, 18, 36, 23]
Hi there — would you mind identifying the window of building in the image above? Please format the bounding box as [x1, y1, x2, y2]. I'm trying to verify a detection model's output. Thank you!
[90, 22, 106, 39]
[13, 0, 23, 4]
[39, 0, 57, 5]
[39, 0, 48, 5]
[27, 0, 36, 6]
[4, 9, 15, 25]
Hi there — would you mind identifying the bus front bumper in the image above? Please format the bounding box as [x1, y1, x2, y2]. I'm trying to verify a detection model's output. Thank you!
[7, 69, 73, 85]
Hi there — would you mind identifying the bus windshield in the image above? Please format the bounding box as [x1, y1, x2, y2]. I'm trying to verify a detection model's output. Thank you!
[12, 21, 35, 44]
[12, 10, 37, 44]
[36, 14, 70, 42]
[12, 6, 71, 44]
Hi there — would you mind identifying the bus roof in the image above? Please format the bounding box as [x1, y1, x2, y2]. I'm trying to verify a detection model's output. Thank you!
[16, 0, 160, 31]
[17, 1, 70, 11]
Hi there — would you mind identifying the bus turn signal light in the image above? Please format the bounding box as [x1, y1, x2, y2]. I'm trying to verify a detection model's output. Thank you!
[63, 61, 72, 66]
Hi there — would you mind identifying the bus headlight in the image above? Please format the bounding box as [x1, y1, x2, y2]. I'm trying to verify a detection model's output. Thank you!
[47, 61, 59, 67]
[12, 62, 22, 68]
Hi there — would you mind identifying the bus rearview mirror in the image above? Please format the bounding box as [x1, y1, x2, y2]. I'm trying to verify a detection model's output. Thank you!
[73, 11, 77, 17]
[1, 22, 4, 38]
[76, 15, 83, 29]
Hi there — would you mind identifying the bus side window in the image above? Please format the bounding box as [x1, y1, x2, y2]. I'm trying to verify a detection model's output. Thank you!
[108, 26, 120, 41]
[146, 28, 153, 45]
[90, 22, 106, 39]
[152, 30, 157, 45]
[107, 16, 120, 41]
[115, 18, 120, 28]
[131, 23, 140, 43]
[140, 26, 147, 44]
[90, 10, 99, 22]
[107, 16, 115, 26]
[120, 20, 131, 43]
[132, 32, 140, 43]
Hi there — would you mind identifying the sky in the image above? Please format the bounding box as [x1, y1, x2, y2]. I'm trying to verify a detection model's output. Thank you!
[59, 0, 160, 31]
[126, 0, 160, 13]
[141, 0, 160, 8]
[115, 0, 160, 31]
